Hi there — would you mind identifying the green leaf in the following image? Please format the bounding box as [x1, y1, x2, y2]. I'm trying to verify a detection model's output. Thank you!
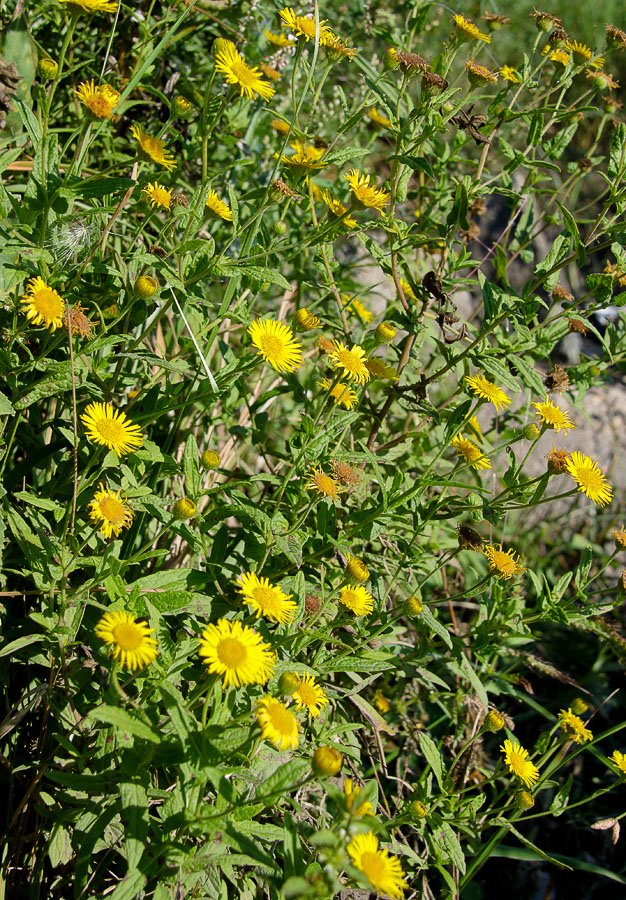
[550, 773, 572, 816]
[419, 605, 453, 649]
[608, 122, 626, 180]
[456, 654, 488, 709]
[258, 759, 310, 806]
[214, 264, 290, 290]
[438, 822, 466, 874]
[48, 822, 73, 868]
[0, 392, 15, 415]
[0, 634, 45, 657]
[69, 177, 135, 198]
[88, 705, 162, 743]
[182, 433, 201, 500]
[502, 821, 572, 869]
[418, 732, 445, 791]
[119, 777, 149, 868]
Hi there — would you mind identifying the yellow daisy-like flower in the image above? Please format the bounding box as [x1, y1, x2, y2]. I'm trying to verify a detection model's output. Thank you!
[451, 434, 492, 470]
[468, 414, 482, 440]
[347, 832, 408, 900]
[256, 696, 300, 750]
[567, 40, 603, 68]
[609, 750, 626, 776]
[81, 402, 144, 456]
[293, 674, 329, 717]
[198, 618, 276, 688]
[612, 526, 626, 549]
[465, 374, 511, 412]
[95, 610, 158, 671]
[318, 378, 359, 410]
[271, 117, 291, 135]
[279, 140, 327, 172]
[465, 60, 499, 86]
[248, 318, 302, 373]
[500, 739, 540, 789]
[339, 584, 374, 616]
[88, 483, 134, 539]
[131, 124, 176, 171]
[565, 451, 613, 507]
[500, 65, 521, 83]
[532, 395, 576, 434]
[344, 168, 389, 211]
[366, 358, 399, 381]
[306, 466, 344, 500]
[320, 189, 357, 228]
[453, 14, 491, 44]
[374, 688, 390, 714]
[399, 278, 416, 300]
[342, 294, 374, 323]
[142, 182, 172, 210]
[296, 308, 321, 330]
[324, 33, 359, 62]
[344, 777, 375, 817]
[558, 708, 593, 744]
[21, 277, 65, 331]
[205, 189, 232, 221]
[279, 6, 335, 44]
[367, 107, 391, 128]
[483, 543, 526, 579]
[264, 28, 296, 48]
[544, 46, 571, 66]
[329, 341, 370, 384]
[238, 571, 297, 625]
[215, 43, 276, 101]
[75, 80, 120, 119]
[58, 0, 117, 12]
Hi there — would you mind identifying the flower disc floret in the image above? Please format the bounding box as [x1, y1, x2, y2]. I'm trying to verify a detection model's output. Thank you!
[256, 696, 299, 750]
[293, 674, 329, 717]
[344, 168, 389, 211]
[238, 571, 298, 624]
[465, 374, 511, 412]
[279, 140, 327, 171]
[347, 832, 408, 899]
[21, 277, 65, 331]
[89, 484, 133, 538]
[131, 124, 176, 171]
[215, 43, 276, 101]
[483, 543, 525, 579]
[339, 584, 374, 615]
[565, 451, 613, 506]
[329, 341, 370, 384]
[532, 395, 576, 433]
[76, 80, 120, 118]
[248, 318, 302, 373]
[500, 739, 540, 788]
[142, 182, 172, 210]
[199, 618, 275, 688]
[95, 610, 158, 671]
[81, 402, 144, 456]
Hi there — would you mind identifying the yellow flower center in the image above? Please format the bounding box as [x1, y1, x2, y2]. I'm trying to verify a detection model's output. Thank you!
[230, 57, 255, 86]
[86, 94, 113, 118]
[297, 683, 316, 704]
[315, 474, 336, 495]
[33, 288, 64, 321]
[152, 186, 170, 206]
[361, 851, 385, 883]
[112, 622, 143, 650]
[508, 750, 526, 774]
[490, 551, 517, 576]
[268, 703, 294, 734]
[336, 349, 361, 373]
[98, 496, 126, 524]
[259, 334, 284, 359]
[95, 418, 127, 444]
[217, 637, 246, 668]
[142, 135, 162, 156]
[252, 585, 281, 614]
[297, 17, 316, 37]
[575, 467, 600, 491]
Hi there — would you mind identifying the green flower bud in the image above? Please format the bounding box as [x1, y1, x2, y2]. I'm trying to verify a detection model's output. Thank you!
[173, 497, 196, 519]
[312, 745, 343, 777]
[383, 48, 400, 70]
[172, 95, 193, 117]
[404, 594, 423, 616]
[375, 321, 396, 343]
[273, 220, 287, 235]
[523, 423, 541, 440]
[134, 275, 158, 299]
[515, 791, 535, 810]
[571, 697, 589, 715]
[201, 450, 220, 469]
[38, 58, 59, 80]
[278, 671, 301, 696]
[409, 799, 428, 818]
[484, 710, 505, 732]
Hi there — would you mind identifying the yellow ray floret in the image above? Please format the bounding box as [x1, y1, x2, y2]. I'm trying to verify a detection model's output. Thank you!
[81, 402, 144, 456]
[21, 277, 65, 331]
[95, 610, 158, 671]
[248, 318, 302, 373]
[198, 618, 275, 688]
[89, 483, 134, 538]
[215, 43, 276, 101]
[238, 571, 298, 624]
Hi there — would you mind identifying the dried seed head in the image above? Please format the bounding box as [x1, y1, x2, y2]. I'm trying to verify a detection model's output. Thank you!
[544, 363, 570, 393]
[269, 177, 300, 201]
[396, 50, 430, 75]
[546, 446, 571, 474]
[149, 244, 168, 259]
[304, 593, 321, 616]
[421, 70, 448, 96]
[458, 523, 483, 551]
[330, 459, 361, 487]
[171, 191, 189, 208]
[64, 303, 94, 340]
[568, 317, 588, 335]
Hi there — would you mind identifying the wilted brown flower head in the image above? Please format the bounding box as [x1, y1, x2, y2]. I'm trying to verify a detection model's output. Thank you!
[396, 50, 430, 74]
[470, 198, 487, 217]
[606, 24, 626, 50]
[171, 191, 189, 208]
[568, 317, 588, 335]
[546, 445, 571, 474]
[304, 593, 321, 616]
[317, 335, 334, 354]
[270, 177, 300, 199]
[548, 27, 570, 47]
[149, 244, 168, 259]
[544, 364, 570, 393]
[551, 283, 574, 302]
[331, 458, 361, 488]
[461, 220, 480, 243]
[530, 8, 562, 31]
[64, 304, 94, 340]
[481, 12, 511, 29]
[458, 523, 484, 551]
[421, 71, 448, 95]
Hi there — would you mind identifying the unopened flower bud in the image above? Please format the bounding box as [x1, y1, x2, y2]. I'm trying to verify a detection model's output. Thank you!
[383, 48, 400, 70]
[523, 423, 541, 440]
[484, 710, 505, 732]
[273, 219, 287, 235]
[312, 745, 343, 776]
[172, 95, 192, 117]
[296, 308, 321, 331]
[515, 791, 535, 810]
[201, 450, 220, 469]
[375, 321, 396, 343]
[173, 497, 196, 519]
[134, 275, 158, 299]
[278, 671, 301, 696]
[571, 697, 589, 715]
[409, 799, 428, 818]
[346, 555, 370, 583]
[405, 594, 423, 616]
[38, 58, 59, 80]
[212, 37, 234, 56]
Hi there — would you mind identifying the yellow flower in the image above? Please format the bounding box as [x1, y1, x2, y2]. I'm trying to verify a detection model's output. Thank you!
[313, 745, 343, 776]
[339, 584, 374, 616]
[205, 189, 232, 221]
[296, 308, 321, 330]
[256, 696, 299, 750]
[293, 674, 329, 717]
[532, 395, 576, 434]
[324, 33, 359, 62]
[75, 80, 120, 118]
[468, 415, 482, 440]
[131, 124, 176, 171]
[451, 434, 492, 470]
[279, 6, 335, 44]
[89, 483, 133, 539]
[558, 708, 593, 743]
[565, 451, 613, 507]
[271, 117, 291, 135]
[342, 294, 374, 323]
[320, 189, 357, 228]
[344, 168, 389, 211]
[612, 526, 626, 550]
[344, 778, 375, 817]
[543, 46, 571, 66]
[609, 750, 626, 775]
[347, 832, 408, 899]
[264, 29, 296, 47]
[368, 107, 391, 128]
[248, 318, 302, 373]
[465, 60, 499, 86]
[375, 322, 396, 343]
[567, 40, 603, 68]
[366, 358, 399, 381]
[483, 543, 525, 579]
[58, 0, 117, 12]
[329, 341, 370, 384]
[142, 182, 172, 210]
[465, 374, 511, 412]
[21, 277, 65, 331]
[81, 402, 144, 456]
[278, 140, 327, 172]
[95, 610, 158, 671]
[173, 498, 196, 519]
[345, 554, 369, 583]
[500, 65, 521, 83]
[238, 571, 298, 624]
[198, 618, 275, 688]
[306, 466, 344, 500]
[454, 14, 491, 43]
[215, 43, 276, 101]
[500, 739, 540, 789]
[318, 378, 359, 410]
[373, 689, 390, 714]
